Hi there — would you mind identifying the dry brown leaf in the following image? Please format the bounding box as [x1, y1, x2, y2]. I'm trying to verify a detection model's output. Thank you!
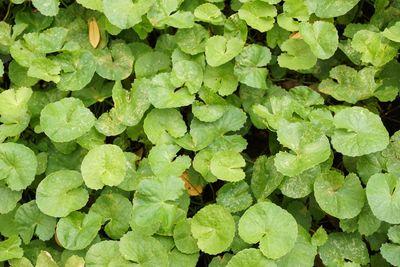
[88, 18, 100, 48]
[180, 171, 203, 196]
[290, 32, 302, 39]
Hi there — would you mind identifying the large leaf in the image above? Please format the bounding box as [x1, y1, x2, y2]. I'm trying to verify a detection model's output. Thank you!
[319, 65, 379, 104]
[314, 171, 365, 219]
[36, 170, 89, 217]
[238, 202, 298, 259]
[331, 107, 389, 156]
[366, 173, 400, 224]
[191, 204, 235, 255]
[0, 143, 37, 191]
[81, 144, 126, 190]
[40, 97, 96, 142]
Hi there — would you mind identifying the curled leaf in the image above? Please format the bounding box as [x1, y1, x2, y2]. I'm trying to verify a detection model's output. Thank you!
[88, 18, 100, 48]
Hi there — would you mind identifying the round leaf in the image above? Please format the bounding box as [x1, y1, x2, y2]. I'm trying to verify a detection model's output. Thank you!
[314, 171, 365, 219]
[299, 21, 338, 59]
[314, 0, 361, 18]
[119, 231, 169, 266]
[36, 170, 89, 217]
[56, 211, 102, 250]
[191, 204, 235, 255]
[81, 144, 126, 190]
[205, 36, 244, 67]
[366, 173, 400, 224]
[40, 97, 96, 142]
[210, 151, 246, 182]
[85, 240, 132, 267]
[0, 143, 37, 191]
[226, 248, 276, 267]
[331, 107, 389, 156]
[238, 202, 298, 259]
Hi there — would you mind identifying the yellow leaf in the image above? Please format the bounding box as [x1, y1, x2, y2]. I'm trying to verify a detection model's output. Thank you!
[88, 18, 100, 48]
[180, 171, 203, 196]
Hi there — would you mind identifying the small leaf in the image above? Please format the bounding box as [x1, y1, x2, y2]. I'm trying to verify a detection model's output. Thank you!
[88, 18, 100, 48]
[180, 171, 203, 196]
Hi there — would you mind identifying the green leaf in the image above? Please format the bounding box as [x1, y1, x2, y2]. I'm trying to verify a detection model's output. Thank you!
[148, 144, 191, 177]
[119, 231, 169, 266]
[131, 175, 186, 235]
[191, 204, 235, 255]
[103, 0, 154, 29]
[173, 219, 199, 254]
[56, 211, 102, 250]
[15, 201, 56, 243]
[226, 248, 276, 267]
[314, 171, 365, 219]
[23, 27, 68, 54]
[388, 225, 400, 244]
[111, 80, 150, 127]
[36, 170, 88, 217]
[277, 39, 317, 70]
[251, 156, 284, 200]
[276, 227, 317, 267]
[89, 193, 132, 239]
[204, 63, 238, 96]
[146, 73, 195, 108]
[216, 181, 253, 213]
[210, 150, 246, 182]
[27, 58, 60, 83]
[85, 241, 132, 267]
[81, 144, 126, 190]
[319, 233, 369, 266]
[313, 0, 361, 18]
[0, 143, 37, 191]
[0, 185, 21, 214]
[40, 97, 95, 142]
[95, 112, 126, 137]
[279, 164, 323, 199]
[0, 236, 23, 262]
[35, 251, 58, 267]
[143, 108, 186, 145]
[319, 65, 379, 104]
[32, 0, 59, 16]
[175, 24, 209, 55]
[311, 226, 328, 247]
[76, 0, 103, 11]
[352, 30, 398, 67]
[171, 60, 203, 94]
[382, 21, 400, 42]
[331, 107, 389, 156]
[381, 243, 400, 266]
[55, 50, 97, 92]
[274, 122, 331, 177]
[194, 3, 225, 25]
[95, 42, 134, 80]
[8, 61, 39, 87]
[134, 51, 170, 78]
[238, 1, 277, 32]
[64, 255, 85, 267]
[234, 44, 271, 89]
[205, 36, 244, 67]
[366, 173, 400, 224]
[238, 202, 298, 259]
[299, 21, 338, 59]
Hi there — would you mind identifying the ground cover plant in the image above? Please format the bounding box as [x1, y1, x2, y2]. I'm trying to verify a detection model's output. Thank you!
[0, 0, 399, 266]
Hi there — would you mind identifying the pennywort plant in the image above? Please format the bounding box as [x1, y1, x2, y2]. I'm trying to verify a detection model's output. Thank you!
[0, 0, 399, 266]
